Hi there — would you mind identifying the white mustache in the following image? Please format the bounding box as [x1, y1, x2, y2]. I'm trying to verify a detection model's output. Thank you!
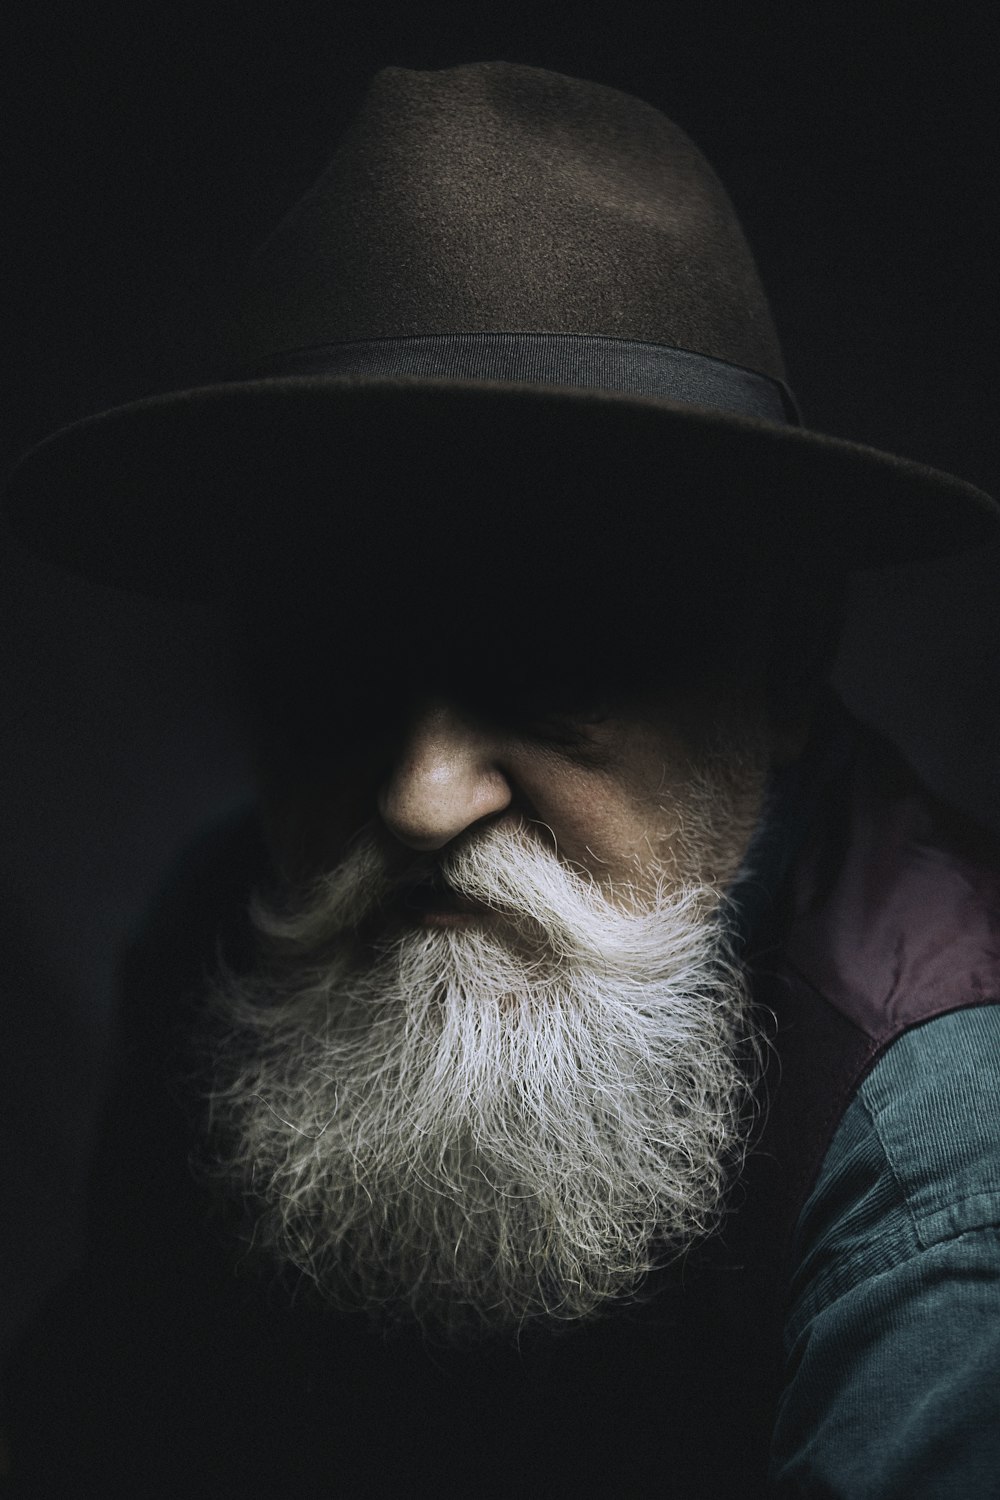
[250, 817, 726, 977]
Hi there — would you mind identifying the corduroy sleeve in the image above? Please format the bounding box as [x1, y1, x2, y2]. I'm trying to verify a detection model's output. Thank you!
[768, 1004, 1000, 1499]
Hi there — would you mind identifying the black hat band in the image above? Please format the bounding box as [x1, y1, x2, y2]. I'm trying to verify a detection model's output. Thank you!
[244, 332, 801, 425]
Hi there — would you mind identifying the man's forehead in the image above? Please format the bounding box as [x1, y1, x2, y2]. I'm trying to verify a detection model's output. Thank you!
[253, 605, 728, 688]
[246, 568, 764, 677]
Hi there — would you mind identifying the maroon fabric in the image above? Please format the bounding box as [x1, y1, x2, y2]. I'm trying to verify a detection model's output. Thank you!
[746, 712, 1000, 1261]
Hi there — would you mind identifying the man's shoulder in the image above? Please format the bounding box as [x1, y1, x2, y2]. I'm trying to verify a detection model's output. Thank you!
[779, 699, 1000, 1040]
[742, 700, 1000, 1258]
[773, 1002, 1000, 1498]
[789, 1003, 1000, 1320]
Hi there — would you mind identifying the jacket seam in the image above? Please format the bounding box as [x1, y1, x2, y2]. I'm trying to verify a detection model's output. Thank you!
[856, 1089, 925, 1248]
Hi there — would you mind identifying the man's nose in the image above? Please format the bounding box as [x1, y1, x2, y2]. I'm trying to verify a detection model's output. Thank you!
[377, 700, 513, 851]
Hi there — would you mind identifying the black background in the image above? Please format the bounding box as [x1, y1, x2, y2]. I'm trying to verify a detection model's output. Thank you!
[2, 0, 998, 1365]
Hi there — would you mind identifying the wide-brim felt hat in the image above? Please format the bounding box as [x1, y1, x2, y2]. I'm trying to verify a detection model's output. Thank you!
[3, 61, 998, 616]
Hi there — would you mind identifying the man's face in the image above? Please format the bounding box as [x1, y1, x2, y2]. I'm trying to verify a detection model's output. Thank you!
[203, 627, 800, 1340]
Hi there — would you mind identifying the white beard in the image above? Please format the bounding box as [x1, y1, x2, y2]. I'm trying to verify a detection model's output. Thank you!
[200, 803, 765, 1343]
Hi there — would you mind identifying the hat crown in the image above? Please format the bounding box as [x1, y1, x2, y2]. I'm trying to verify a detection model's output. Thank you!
[222, 61, 787, 382]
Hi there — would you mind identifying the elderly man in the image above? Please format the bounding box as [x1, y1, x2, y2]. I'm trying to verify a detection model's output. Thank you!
[5, 61, 1000, 1497]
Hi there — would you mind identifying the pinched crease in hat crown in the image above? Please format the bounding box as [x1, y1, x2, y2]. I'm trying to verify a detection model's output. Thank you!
[220, 61, 787, 386]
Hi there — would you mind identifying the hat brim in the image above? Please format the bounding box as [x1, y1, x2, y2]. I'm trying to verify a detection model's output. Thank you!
[3, 374, 998, 606]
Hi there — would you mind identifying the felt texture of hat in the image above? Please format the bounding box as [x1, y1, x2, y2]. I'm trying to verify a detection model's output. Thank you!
[3, 60, 998, 604]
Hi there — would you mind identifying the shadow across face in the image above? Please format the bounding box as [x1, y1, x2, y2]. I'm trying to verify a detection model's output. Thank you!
[232, 523, 846, 791]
